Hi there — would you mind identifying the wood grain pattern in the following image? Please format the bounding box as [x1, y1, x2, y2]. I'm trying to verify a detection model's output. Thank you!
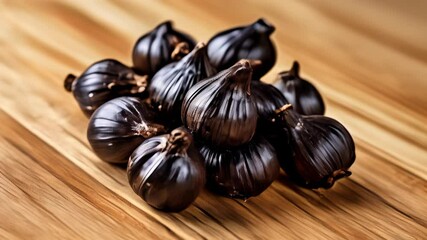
[0, 0, 426, 239]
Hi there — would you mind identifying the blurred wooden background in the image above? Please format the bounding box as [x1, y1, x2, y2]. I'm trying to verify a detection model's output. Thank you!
[0, 0, 426, 239]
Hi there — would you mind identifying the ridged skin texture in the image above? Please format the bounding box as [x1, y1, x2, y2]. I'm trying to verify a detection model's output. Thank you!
[251, 81, 292, 165]
[149, 43, 216, 126]
[132, 21, 196, 76]
[277, 109, 356, 189]
[127, 129, 205, 212]
[207, 18, 276, 80]
[87, 97, 166, 164]
[181, 60, 258, 147]
[64, 59, 148, 117]
[274, 61, 325, 115]
[200, 137, 280, 199]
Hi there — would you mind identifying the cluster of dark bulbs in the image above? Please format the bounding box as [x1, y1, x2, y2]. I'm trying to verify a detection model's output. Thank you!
[65, 19, 356, 212]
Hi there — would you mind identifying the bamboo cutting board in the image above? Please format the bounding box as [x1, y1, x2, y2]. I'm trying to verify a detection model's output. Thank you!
[0, 0, 426, 239]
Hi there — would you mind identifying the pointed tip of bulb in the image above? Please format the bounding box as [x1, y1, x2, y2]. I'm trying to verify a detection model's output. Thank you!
[194, 42, 206, 50]
[237, 59, 252, 68]
[290, 61, 300, 76]
[159, 20, 173, 30]
[64, 74, 76, 92]
[253, 18, 275, 35]
[231, 60, 253, 82]
[277, 61, 300, 81]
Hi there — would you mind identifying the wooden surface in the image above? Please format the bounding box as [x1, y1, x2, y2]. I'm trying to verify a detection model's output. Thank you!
[0, 0, 426, 239]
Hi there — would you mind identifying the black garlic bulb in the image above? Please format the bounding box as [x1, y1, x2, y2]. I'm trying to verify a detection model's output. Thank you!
[127, 128, 205, 212]
[274, 105, 356, 189]
[132, 21, 196, 76]
[251, 80, 288, 128]
[64, 59, 148, 117]
[181, 59, 258, 147]
[207, 18, 276, 79]
[149, 42, 217, 126]
[274, 61, 325, 115]
[200, 137, 280, 199]
[87, 97, 167, 164]
[251, 80, 289, 157]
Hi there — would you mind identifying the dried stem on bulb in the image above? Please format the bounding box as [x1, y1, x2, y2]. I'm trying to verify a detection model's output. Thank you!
[171, 42, 190, 60]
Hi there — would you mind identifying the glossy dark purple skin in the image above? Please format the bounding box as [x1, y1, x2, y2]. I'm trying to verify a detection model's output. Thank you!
[127, 128, 205, 212]
[181, 60, 258, 147]
[200, 137, 280, 199]
[87, 97, 166, 164]
[275, 109, 356, 189]
[274, 61, 325, 115]
[149, 43, 216, 127]
[64, 59, 148, 117]
[251, 81, 292, 166]
[132, 21, 196, 76]
[251, 80, 288, 128]
[207, 18, 276, 80]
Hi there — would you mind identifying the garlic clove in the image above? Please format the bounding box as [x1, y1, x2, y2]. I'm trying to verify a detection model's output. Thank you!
[274, 107, 356, 188]
[207, 18, 277, 80]
[87, 97, 167, 164]
[251, 80, 288, 129]
[181, 60, 258, 147]
[274, 61, 325, 115]
[132, 21, 196, 76]
[149, 42, 216, 127]
[200, 137, 280, 199]
[64, 59, 148, 117]
[127, 127, 205, 212]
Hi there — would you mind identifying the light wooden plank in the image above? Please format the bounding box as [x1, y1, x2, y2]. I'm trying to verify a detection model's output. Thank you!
[0, 0, 426, 238]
